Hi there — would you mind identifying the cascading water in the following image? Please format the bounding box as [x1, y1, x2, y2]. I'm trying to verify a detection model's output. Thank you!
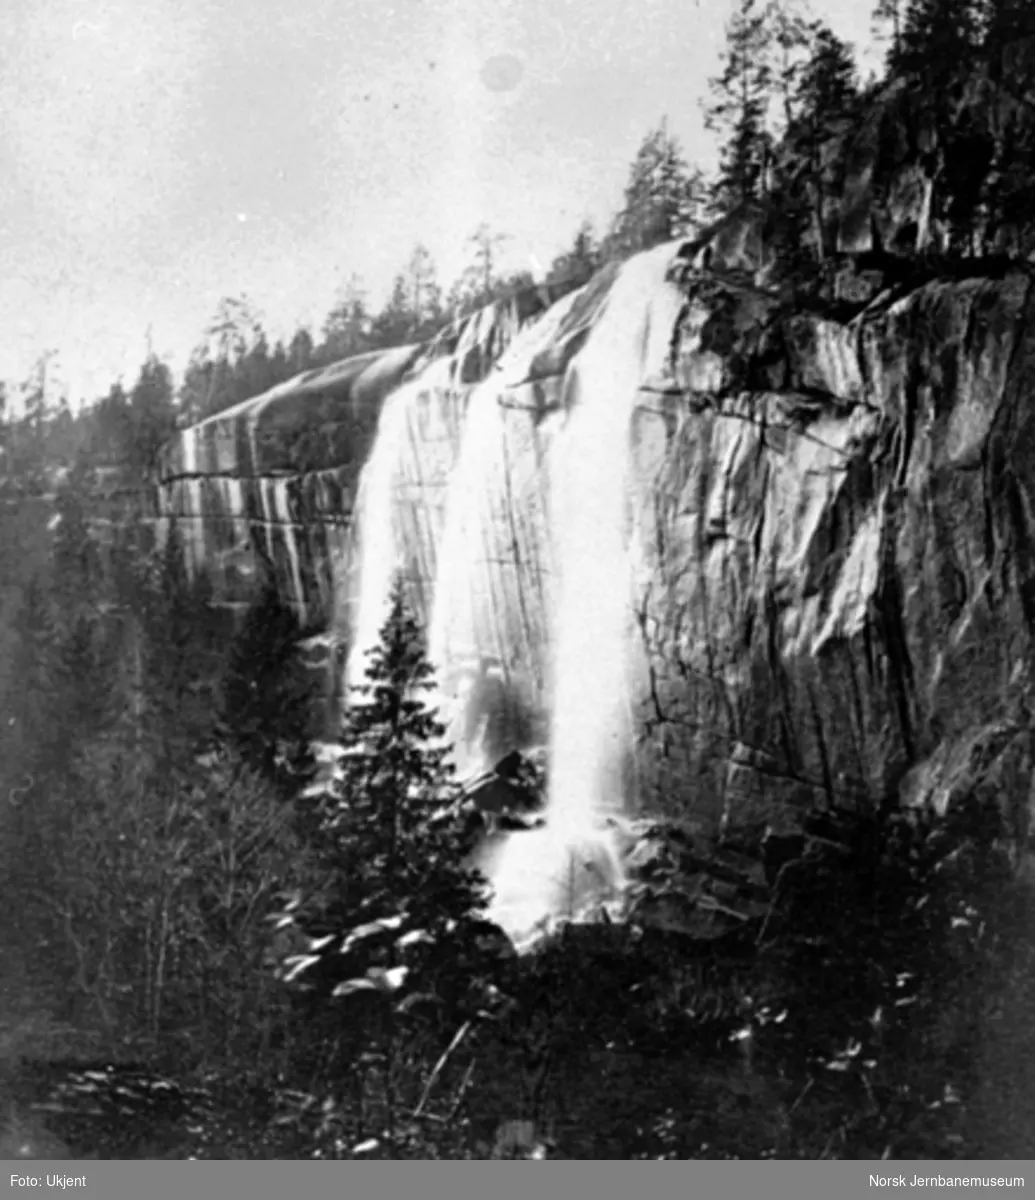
[340, 245, 686, 952]
[427, 289, 583, 779]
[342, 353, 461, 694]
[482, 243, 687, 949]
[342, 379, 413, 697]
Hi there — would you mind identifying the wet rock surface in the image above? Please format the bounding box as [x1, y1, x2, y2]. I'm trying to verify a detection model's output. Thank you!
[158, 179, 1035, 875]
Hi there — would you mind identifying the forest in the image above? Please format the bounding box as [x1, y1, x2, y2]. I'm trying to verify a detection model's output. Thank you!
[1, 0, 1034, 1160]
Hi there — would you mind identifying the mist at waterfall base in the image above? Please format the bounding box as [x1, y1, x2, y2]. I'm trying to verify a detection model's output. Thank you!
[342, 246, 685, 951]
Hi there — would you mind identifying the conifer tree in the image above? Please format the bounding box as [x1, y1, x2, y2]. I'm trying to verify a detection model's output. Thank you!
[137, 522, 223, 767]
[370, 275, 418, 348]
[447, 225, 512, 316]
[703, 0, 777, 214]
[604, 122, 705, 260]
[221, 576, 314, 786]
[4, 573, 61, 774]
[796, 23, 859, 126]
[784, 22, 860, 263]
[977, 0, 1035, 254]
[128, 354, 177, 477]
[284, 580, 490, 1012]
[546, 220, 601, 287]
[771, 1, 813, 129]
[871, 0, 904, 69]
[893, 0, 983, 81]
[895, 0, 988, 251]
[321, 275, 372, 362]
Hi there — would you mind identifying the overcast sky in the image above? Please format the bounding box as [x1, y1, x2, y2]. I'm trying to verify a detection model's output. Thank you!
[0, 0, 880, 406]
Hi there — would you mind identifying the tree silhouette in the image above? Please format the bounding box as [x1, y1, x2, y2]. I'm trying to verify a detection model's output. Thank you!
[604, 122, 704, 260]
[704, 0, 777, 213]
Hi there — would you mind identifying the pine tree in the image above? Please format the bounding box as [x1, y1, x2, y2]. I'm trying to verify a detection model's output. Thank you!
[546, 220, 601, 287]
[128, 355, 177, 476]
[871, 0, 904, 69]
[894, 0, 983, 81]
[3, 573, 62, 773]
[404, 244, 444, 338]
[288, 328, 315, 374]
[370, 274, 418, 348]
[321, 275, 372, 362]
[893, 0, 988, 251]
[771, 1, 813, 129]
[447, 225, 512, 316]
[796, 23, 858, 125]
[703, 0, 777, 214]
[138, 522, 223, 767]
[284, 581, 490, 1012]
[221, 577, 314, 786]
[977, 0, 1035, 253]
[604, 122, 705, 261]
[783, 22, 860, 263]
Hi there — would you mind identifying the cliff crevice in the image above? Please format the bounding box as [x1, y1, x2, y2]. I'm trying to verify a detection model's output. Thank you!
[159, 183, 1035, 861]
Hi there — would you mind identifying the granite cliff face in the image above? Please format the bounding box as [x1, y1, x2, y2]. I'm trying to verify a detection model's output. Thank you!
[158, 209, 1035, 867]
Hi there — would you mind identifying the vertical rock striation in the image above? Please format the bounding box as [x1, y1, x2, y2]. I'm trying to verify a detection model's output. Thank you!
[158, 237, 1035, 860]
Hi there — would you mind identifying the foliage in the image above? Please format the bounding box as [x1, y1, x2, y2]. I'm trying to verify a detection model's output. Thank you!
[602, 123, 705, 261]
[220, 576, 316, 788]
[703, 0, 777, 213]
[769, 21, 861, 274]
[273, 580, 496, 1153]
[321, 275, 372, 362]
[546, 221, 601, 287]
[872, 0, 904, 66]
[280, 581, 490, 997]
[0, 515, 314, 1081]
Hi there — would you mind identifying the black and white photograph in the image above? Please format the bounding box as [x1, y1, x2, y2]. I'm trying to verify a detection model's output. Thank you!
[0, 0, 1033, 1171]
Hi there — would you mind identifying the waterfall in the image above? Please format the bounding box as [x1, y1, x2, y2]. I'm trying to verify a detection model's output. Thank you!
[427, 289, 582, 779]
[424, 362, 507, 778]
[341, 360, 446, 696]
[483, 244, 685, 947]
[340, 245, 685, 950]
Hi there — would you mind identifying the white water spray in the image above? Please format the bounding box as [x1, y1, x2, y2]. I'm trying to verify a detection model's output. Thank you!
[342, 377, 414, 695]
[484, 244, 686, 945]
[427, 290, 582, 778]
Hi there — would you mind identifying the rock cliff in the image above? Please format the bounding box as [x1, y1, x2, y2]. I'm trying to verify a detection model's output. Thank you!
[158, 205, 1035, 862]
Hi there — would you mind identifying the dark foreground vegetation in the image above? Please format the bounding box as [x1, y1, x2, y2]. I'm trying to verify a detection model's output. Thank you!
[2, 0, 1035, 1161]
[0, 487, 1033, 1160]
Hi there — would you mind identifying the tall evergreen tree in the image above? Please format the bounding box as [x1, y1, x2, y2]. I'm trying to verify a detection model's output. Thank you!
[404, 244, 444, 338]
[895, 0, 988, 251]
[796, 23, 859, 122]
[447, 225, 512, 316]
[771, 1, 813, 129]
[221, 577, 314, 786]
[288, 328, 315, 374]
[871, 0, 904, 69]
[3, 573, 62, 773]
[703, 0, 777, 213]
[321, 275, 372, 362]
[546, 220, 601, 287]
[784, 22, 860, 262]
[128, 354, 177, 476]
[137, 522, 223, 766]
[976, 0, 1035, 254]
[604, 122, 705, 261]
[370, 275, 417, 348]
[893, 0, 983, 80]
[284, 581, 489, 1013]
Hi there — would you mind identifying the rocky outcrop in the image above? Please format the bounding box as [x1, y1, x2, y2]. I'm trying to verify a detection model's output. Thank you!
[158, 284, 576, 631]
[159, 238, 1035, 861]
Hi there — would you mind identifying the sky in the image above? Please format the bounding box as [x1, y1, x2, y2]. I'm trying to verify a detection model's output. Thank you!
[0, 0, 881, 407]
